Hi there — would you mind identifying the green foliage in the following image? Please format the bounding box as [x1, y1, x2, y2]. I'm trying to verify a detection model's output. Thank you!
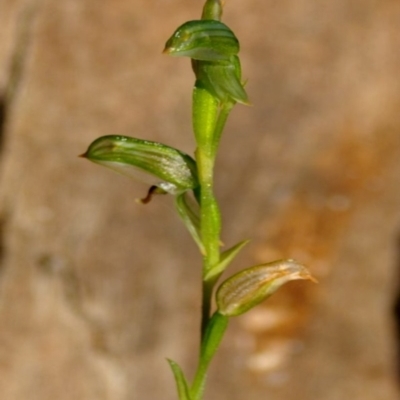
[168, 359, 193, 400]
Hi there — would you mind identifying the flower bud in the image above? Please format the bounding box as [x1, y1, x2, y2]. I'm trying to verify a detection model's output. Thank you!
[81, 135, 198, 195]
[201, 0, 223, 21]
[163, 20, 239, 62]
[216, 259, 316, 317]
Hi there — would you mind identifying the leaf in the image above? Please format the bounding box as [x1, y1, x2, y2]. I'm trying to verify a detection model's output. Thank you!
[81, 135, 198, 195]
[167, 359, 193, 400]
[204, 239, 250, 281]
[175, 193, 205, 254]
[216, 259, 317, 317]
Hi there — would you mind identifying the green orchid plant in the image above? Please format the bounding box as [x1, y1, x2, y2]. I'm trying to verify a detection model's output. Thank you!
[81, 1, 315, 399]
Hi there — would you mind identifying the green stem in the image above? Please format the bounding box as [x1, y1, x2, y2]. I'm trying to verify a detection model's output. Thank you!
[201, 278, 215, 336]
[196, 146, 220, 265]
[191, 312, 229, 400]
[196, 101, 234, 335]
[196, 144, 221, 335]
[193, 83, 222, 334]
[191, 10, 237, 390]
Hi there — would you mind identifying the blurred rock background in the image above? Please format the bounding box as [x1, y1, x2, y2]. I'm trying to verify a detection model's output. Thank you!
[0, 0, 400, 399]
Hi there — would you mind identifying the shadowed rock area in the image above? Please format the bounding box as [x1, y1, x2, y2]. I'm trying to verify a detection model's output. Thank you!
[0, 1, 399, 399]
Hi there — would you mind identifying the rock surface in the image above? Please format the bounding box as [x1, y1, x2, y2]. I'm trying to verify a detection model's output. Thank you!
[0, 1, 399, 399]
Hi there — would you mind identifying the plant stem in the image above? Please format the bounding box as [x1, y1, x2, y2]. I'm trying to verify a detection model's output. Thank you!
[196, 143, 221, 334]
[201, 278, 214, 335]
[191, 2, 239, 392]
[196, 150, 220, 263]
[191, 312, 229, 400]
[196, 101, 234, 336]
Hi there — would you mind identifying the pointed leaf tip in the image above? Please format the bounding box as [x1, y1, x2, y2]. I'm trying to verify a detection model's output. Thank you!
[167, 359, 192, 400]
